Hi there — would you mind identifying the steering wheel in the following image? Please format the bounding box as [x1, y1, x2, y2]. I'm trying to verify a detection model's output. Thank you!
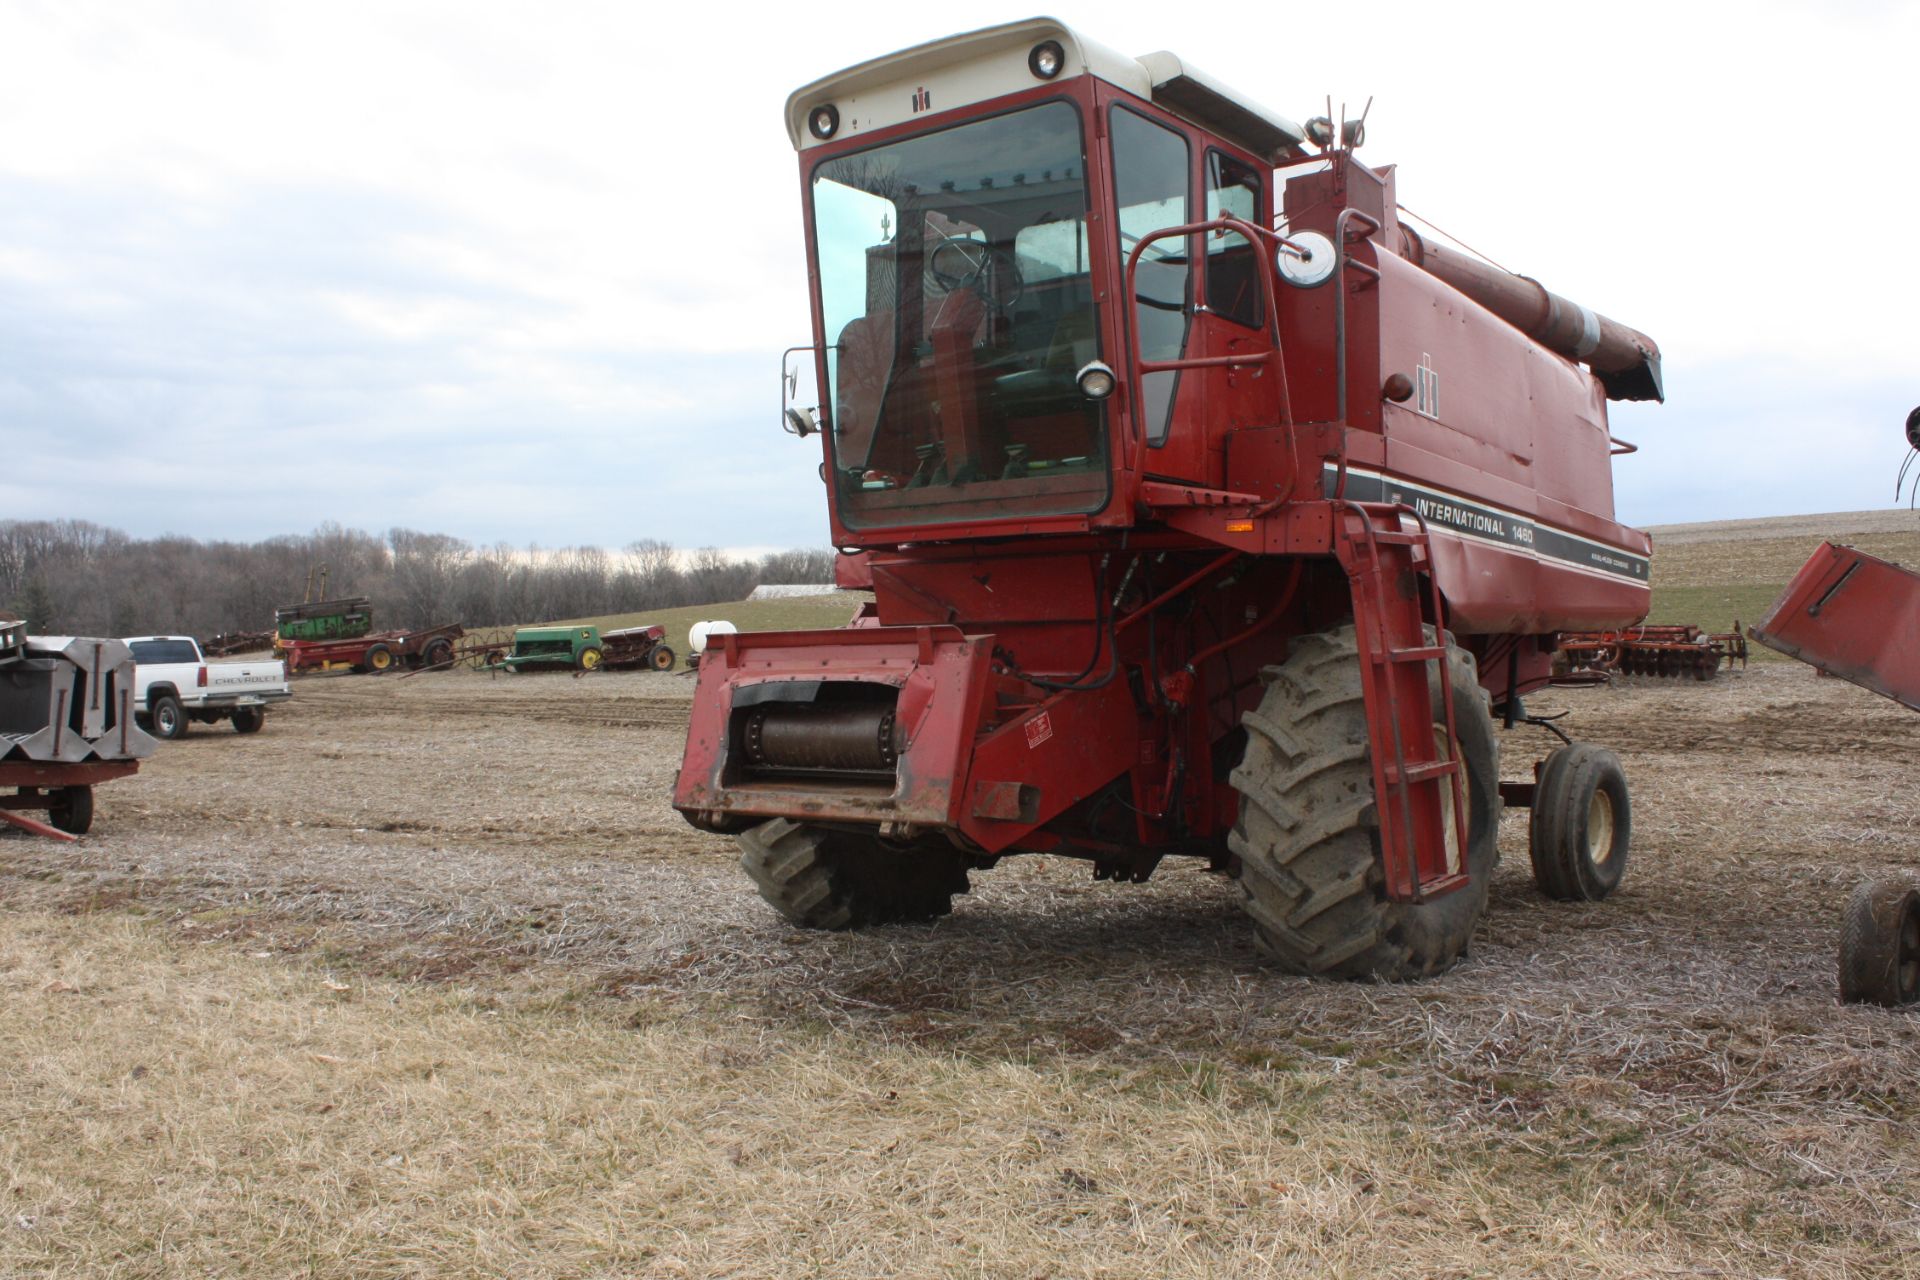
[927, 236, 1024, 311]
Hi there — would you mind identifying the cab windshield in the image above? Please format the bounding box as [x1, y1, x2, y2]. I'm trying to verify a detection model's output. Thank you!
[810, 100, 1108, 529]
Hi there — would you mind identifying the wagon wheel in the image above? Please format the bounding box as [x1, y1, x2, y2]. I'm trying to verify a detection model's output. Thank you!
[1839, 879, 1920, 1006]
[49, 785, 94, 835]
[423, 638, 454, 668]
[365, 644, 396, 674]
[649, 644, 676, 671]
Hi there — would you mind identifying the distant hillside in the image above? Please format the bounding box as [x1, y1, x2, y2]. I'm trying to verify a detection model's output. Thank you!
[1646, 508, 1920, 639]
[531, 509, 1920, 661]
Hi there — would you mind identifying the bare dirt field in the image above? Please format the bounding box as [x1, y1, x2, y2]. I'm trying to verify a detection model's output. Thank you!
[4, 641, 1919, 1277]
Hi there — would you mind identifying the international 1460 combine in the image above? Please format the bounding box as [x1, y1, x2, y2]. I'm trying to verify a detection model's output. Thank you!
[674, 20, 1665, 978]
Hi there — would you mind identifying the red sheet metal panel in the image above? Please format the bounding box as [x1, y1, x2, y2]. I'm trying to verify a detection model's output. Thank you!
[1750, 542, 1920, 711]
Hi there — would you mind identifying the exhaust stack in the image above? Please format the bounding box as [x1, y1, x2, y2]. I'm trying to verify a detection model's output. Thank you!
[1400, 226, 1663, 403]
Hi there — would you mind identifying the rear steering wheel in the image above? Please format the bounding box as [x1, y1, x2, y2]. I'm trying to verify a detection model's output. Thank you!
[927, 236, 1024, 311]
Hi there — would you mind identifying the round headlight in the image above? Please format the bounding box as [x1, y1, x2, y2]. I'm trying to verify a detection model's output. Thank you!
[1075, 359, 1116, 401]
[808, 104, 840, 141]
[1029, 40, 1065, 80]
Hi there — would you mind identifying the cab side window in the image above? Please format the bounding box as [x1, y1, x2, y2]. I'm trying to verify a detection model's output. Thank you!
[1204, 150, 1264, 330]
[1110, 107, 1192, 446]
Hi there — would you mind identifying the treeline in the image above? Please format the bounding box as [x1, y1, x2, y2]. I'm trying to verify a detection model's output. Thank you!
[0, 520, 835, 638]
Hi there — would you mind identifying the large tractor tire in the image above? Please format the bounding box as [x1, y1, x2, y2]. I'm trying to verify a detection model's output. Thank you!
[1229, 625, 1501, 980]
[738, 817, 971, 929]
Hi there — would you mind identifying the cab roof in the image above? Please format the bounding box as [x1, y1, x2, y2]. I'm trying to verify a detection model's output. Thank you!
[785, 17, 1306, 162]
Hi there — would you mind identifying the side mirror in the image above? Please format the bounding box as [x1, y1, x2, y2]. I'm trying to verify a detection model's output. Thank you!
[780, 343, 821, 438]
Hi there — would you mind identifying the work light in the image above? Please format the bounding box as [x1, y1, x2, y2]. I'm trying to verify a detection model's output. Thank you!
[1075, 360, 1116, 400]
[1029, 40, 1064, 79]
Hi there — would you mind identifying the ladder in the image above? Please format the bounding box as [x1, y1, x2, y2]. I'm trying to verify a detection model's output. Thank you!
[1333, 501, 1472, 902]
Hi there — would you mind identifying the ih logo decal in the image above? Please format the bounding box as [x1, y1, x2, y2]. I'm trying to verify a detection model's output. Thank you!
[1415, 352, 1440, 419]
[911, 86, 932, 113]
[1024, 711, 1053, 749]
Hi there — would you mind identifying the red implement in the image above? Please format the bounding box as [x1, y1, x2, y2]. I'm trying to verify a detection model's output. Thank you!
[1750, 543, 1920, 711]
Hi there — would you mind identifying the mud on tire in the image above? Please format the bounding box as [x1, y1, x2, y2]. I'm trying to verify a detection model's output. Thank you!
[1228, 625, 1501, 980]
[738, 817, 972, 930]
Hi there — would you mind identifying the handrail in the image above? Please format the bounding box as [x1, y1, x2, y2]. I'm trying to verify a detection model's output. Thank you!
[1331, 209, 1382, 427]
[1120, 216, 1303, 483]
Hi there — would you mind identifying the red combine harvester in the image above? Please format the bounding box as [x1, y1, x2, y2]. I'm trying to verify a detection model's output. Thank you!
[674, 20, 1664, 978]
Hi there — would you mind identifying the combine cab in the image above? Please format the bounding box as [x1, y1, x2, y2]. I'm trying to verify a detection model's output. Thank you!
[675, 19, 1665, 979]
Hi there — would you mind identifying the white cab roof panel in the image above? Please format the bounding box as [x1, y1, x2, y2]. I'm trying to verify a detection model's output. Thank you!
[786, 17, 1305, 161]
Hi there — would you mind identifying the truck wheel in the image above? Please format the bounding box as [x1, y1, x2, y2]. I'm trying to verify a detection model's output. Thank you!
[738, 817, 971, 929]
[1528, 743, 1630, 900]
[231, 705, 266, 735]
[422, 638, 454, 668]
[649, 645, 676, 671]
[1229, 625, 1500, 980]
[149, 693, 188, 740]
[578, 647, 603, 672]
[364, 644, 395, 674]
[49, 785, 93, 835]
[1839, 879, 1920, 1006]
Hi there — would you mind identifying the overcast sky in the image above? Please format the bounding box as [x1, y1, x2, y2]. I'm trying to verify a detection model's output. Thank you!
[1, 1, 1913, 550]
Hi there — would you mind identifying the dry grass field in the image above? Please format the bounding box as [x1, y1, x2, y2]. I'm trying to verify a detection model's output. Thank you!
[4, 513, 1920, 1277]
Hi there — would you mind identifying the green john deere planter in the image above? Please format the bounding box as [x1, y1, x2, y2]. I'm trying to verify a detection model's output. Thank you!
[500, 626, 604, 672]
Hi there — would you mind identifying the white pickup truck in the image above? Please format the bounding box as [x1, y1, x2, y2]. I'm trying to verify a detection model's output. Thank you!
[124, 635, 291, 739]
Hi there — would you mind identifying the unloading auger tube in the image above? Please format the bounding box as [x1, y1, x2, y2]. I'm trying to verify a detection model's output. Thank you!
[1398, 226, 1663, 403]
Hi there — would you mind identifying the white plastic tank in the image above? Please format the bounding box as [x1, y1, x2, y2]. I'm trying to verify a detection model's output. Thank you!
[688, 619, 737, 657]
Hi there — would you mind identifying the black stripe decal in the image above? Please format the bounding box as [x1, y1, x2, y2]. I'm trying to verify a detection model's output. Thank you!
[1321, 466, 1649, 582]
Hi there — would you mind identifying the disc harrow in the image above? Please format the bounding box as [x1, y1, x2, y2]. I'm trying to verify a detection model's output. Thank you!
[1559, 624, 1748, 683]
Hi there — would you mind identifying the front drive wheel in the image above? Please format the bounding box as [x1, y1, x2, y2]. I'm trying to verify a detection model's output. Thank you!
[738, 818, 971, 929]
[149, 693, 188, 741]
[1229, 625, 1501, 980]
[231, 705, 266, 735]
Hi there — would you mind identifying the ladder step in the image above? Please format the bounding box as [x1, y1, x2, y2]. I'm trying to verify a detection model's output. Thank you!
[1385, 759, 1459, 785]
[1413, 871, 1472, 900]
[1384, 645, 1447, 662]
[1369, 531, 1428, 545]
